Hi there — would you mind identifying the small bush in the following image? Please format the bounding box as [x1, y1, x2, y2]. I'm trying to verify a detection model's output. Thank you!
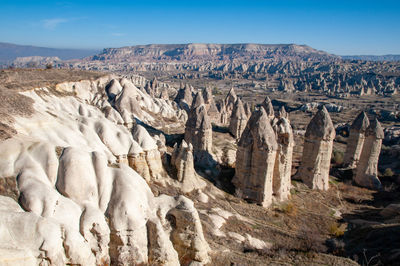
[328, 222, 345, 237]
[383, 168, 394, 177]
[212, 87, 222, 95]
[279, 202, 297, 216]
[331, 150, 344, 165]
[45, 63, 53, 69]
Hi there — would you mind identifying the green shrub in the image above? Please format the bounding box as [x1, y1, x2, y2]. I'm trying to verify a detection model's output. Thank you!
[332, 150, 344, 165]
[384, 168, 394, 177]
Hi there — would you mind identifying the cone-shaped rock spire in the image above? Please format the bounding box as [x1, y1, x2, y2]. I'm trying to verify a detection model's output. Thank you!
[344, 111, 370, 168]
[354, 118, 384, 189]
[202, 87, 220, 123]
[184, 92, 213, 163]
[273, 118, 294, 201]
[174, 84, 193, 111]
[229, 98, 248, 140]
[233, 108, 278, 207]
[261, 96, 275, 119]
[297, 106, 335, 190]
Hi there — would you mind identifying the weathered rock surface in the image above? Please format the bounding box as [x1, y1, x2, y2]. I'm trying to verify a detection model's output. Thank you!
[184, 92, 214, 167]
[171, 140, 206, 193]
[273, 117, 294, 202]
[233, 108, 278, 207]
[203, 86, 220, 123]
[354, 118, 384, 189]
[174, 83, 193, 112]
[156, 195, 211, 265]
[229, 98, 248, 140]
[0, 75, 210, 265]
[278, 106, 289, 119]
[132, 124, 166, 182]
[224, 87, 238, 119]
[297, 106, 335, 190]
[344, 111, 370, 168]
[261, 96, 275, 119]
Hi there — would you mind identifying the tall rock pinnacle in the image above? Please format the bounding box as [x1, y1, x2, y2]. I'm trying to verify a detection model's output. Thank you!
[233, 108, 278, 207]
[344, 111, 370, 168]
[297, 106, 335, 190]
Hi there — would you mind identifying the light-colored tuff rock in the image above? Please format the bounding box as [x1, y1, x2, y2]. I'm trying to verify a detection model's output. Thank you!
[344, 111, 370, 168]
[159, 88, 170, 100]
[273, 118, 294, 202]
[278, 106, 289, 119]
[229, 98, 248, 140]
[0, 75, 210, 265]
[114, 78, 143, 127]
[174, 83, 193, 111]
[105, 78, 123, 101]
[261, 96, 275, 119]
[171, 140, 206, 193]
[244, 102, 253, 118]
[172, 140, 195, 182]
[218, 99, 230, 125]
[225, 87, 238, 117]
[354, 118, 384, 189]
[184, 92, 213, 166]
[233, 108, 278, 207]
[132, 124, 166, 182]
[113, 78, 187, 127]
[155, 195, 211, 265]
[297, 106, 335, 190]
[0, 195, 96, 266]
[203, 86, 220, 122]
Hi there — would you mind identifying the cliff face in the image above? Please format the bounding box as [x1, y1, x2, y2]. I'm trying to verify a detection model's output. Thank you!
[89, 43, 338, 62]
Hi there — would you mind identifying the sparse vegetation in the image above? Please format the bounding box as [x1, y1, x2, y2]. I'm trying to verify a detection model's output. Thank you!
[328, 222, 345, 237]
[331, 150, 344, 165]
[383, 168, 394, 177]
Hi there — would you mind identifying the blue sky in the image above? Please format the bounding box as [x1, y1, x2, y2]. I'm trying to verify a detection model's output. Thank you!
[1, 0, 399, 55]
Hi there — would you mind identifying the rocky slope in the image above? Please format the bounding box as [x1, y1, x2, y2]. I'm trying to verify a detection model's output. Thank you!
[0, 69, 209, 265]
[1, 69, 399, 266]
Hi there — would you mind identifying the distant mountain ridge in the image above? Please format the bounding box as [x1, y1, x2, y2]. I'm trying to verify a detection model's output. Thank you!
[342, 55, 400, 61]
[89, 43, 339, 62]
[0, 42, 99, 63]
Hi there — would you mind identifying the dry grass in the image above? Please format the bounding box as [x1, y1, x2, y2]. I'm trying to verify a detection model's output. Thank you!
[0, 68, 105, 91]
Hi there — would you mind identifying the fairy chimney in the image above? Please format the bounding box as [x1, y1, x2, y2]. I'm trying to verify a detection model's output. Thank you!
[202, 87, 220, 123]
[297, 106, 335, 190]
[184, 92, 213, 161]
[261, 96, 275, 119]
[229, 98, 248, 140]
[233, 108, 278, 207]
[354, 119, 384, 189]
[344, 111, 370, 168]
[273, 118, 294, 202]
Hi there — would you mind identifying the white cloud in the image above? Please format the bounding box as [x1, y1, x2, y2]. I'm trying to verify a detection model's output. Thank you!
[42, 18, 68, 30]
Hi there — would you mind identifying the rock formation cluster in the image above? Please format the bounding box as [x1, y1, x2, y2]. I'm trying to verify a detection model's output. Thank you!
[232, 95, 295, 207]
[233, 108, 278, 207]
[0, 75, 210, 265]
